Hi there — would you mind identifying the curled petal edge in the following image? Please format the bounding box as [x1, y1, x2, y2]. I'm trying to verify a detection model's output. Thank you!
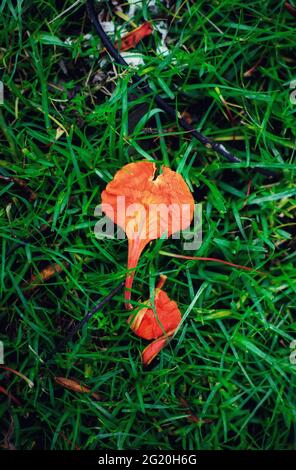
[141, 329, 175, 366]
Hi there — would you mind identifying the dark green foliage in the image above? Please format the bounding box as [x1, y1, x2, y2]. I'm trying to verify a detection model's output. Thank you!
[0, 0, 295, 450]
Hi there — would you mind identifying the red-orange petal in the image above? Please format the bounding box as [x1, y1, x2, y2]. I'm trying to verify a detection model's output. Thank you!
[115, 22, 153, 52]
[129, 289, 181, 340]
[141, 330, 175, 366]
[142, 337, 168, 365]
[101, 161, 194, 309]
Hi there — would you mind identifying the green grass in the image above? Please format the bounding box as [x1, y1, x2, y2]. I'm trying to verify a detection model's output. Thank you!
[0, 0, 296, 450]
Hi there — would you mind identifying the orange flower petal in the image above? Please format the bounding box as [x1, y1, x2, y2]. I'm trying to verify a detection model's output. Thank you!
[129, 289, 181, 340]
[114, 22, 153, 52]
[141, 330, 175, 366]
[101, 162, 194, 309]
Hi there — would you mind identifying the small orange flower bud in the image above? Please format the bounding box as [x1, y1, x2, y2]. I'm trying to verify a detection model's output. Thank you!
[129, 289, 181, 341]
[128, 276, 182, 365]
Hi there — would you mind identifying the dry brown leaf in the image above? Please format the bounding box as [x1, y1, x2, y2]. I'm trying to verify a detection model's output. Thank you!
[0, 175, 37, 201]
[26, 262, 68, 290]
[54, 377, 101, 401]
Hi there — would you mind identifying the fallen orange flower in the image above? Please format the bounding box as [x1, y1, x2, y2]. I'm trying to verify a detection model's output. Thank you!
[128, 275, 182, 365]
[101, 161, 194, 309]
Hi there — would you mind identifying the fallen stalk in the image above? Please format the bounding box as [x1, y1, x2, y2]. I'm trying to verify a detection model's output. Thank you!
[159, 250, 265, 275]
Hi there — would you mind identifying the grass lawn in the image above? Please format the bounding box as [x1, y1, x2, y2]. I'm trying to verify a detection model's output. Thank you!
[0, 0, 296, 450]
